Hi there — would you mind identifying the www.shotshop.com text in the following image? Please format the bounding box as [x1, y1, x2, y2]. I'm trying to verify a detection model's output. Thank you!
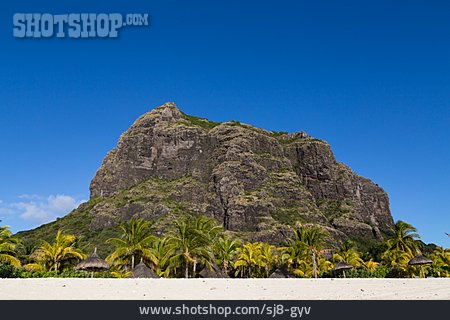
[138, 304, 312, 318]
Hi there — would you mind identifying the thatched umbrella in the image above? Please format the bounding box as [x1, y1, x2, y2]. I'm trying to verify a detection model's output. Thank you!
[132, 259, 158, 278]
[269, 267, 295, 278]
[75, 248, 109, 277]
[408, 255, 433, 278]
[333, 261, 353, 278]
[198, 263, 228, 278]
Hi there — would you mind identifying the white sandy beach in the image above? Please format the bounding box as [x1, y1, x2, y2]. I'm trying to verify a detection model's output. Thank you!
[0, 278, 449, 300]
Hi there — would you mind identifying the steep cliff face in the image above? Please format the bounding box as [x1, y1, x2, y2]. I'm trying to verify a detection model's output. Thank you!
[88, 102, 394, 243]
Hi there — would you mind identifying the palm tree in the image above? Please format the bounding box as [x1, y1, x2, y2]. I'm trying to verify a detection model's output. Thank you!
[386, 220, 422, 256]
[317, 257, 333, 273]
[0, 225, 21, 267]
[290, 226, 327, 278]
[167, 215, 220, 278]
[333, 240, 363, 267]
[214, 237, 239, 274]
[281, 241, 303, 267]
[150, 237, 176, 277]
[381, 247, 414, 276]
[189, 215, 222, 274]
[381, 220, 423, 276]
[106, 219, 156, 270]
[27, 230, 84, 271]
[429, 247, 450, 277]
[363, 259, 379, 273]
[431, 247, 450, 266]
[259, 243, 279, 277]
[168, 219, 193, 278]
[234, 242, 263, 278]
[291, 259, 313, 277]
[281, 244, 332, 278]
[281, 243, 309, 277]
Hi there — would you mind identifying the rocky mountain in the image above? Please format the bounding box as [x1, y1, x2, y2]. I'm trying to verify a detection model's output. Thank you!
[19, 102, 394, 253]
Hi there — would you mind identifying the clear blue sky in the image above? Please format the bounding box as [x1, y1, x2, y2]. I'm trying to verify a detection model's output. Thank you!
[0, 0, 448, 247]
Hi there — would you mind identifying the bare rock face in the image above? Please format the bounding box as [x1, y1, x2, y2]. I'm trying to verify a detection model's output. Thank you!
[89, 102, 394, 243]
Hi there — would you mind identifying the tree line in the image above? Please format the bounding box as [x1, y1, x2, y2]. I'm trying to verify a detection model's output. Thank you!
[0, 217, 448, 278]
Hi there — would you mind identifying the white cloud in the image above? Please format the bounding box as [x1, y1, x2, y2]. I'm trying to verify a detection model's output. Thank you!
[48, 195, 80, 213]
[14, 202, 49, 221]
[0, 195, 86, 223]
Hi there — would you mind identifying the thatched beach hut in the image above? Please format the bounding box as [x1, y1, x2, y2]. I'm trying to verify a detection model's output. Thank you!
[198, 264, 228, 278]
[408, 255, 433, 278]
[408, 255, 433, 266]
[75, 248, 109, 277]
[132, 259, 158, 278]
[269, 267, 295, 278]
[333, 261, 353, 278]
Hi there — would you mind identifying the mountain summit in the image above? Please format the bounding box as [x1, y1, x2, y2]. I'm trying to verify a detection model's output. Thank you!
[89, 102, 394, 241]
[20, 102, 394, 251]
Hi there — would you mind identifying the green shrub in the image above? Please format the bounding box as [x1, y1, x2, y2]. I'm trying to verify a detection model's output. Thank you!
[320, 265, 392, 278]
[269, 131, 288, 138]
[19, 270, 90, 278]
[0, 263, 22, 278]
[18, 270, 116, 278]
[341, 266, 390, 278]
[181, 113, 220, 130]
[427, 266, 449, 278]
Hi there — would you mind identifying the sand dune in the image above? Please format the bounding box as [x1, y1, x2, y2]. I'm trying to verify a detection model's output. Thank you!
[1, 278, 449, 300]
